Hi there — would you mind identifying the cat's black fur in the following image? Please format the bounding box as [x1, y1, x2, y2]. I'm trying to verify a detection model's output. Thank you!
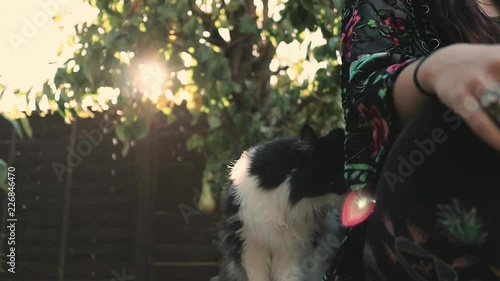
[217, 125, 348, 281]
[248, 126, 347, 203]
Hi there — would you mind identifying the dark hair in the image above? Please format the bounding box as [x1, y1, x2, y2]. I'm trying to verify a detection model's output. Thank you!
[429, 0, 500, 44]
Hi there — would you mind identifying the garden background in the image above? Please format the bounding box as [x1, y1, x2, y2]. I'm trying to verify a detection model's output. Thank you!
[0, 0, 344, 280]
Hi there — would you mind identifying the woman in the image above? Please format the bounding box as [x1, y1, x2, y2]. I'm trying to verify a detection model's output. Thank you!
[327, 0, 500, 280]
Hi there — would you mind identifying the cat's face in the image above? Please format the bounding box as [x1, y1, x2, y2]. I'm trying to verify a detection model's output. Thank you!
[288, 126, 348, 205]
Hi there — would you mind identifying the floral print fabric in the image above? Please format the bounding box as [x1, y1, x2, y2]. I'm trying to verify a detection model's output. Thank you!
[331, 0, 500, 280]
[340, 0, 440, 191]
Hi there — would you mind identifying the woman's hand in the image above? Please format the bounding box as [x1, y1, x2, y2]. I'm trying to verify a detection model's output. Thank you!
[394, 44, 500, 151]
[416, 44, 500, 151]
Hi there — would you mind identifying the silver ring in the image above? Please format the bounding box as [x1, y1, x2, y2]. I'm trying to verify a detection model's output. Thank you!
[480, 88, 500, 125]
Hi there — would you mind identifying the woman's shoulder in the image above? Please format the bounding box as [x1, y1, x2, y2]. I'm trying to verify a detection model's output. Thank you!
[343, 0, 442, 56]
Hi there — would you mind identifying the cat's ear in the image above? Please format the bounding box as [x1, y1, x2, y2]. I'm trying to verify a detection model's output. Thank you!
[327, 128, 345, 144]
[327, 128, 345, 138]
[299, 125, 319, 151]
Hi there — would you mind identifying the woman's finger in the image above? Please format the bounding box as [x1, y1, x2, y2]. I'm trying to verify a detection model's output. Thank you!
[461, 101, 500, 151]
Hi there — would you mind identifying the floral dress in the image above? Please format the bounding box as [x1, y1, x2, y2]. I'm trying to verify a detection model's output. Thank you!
[325, 0, 500, 280]
[340, 0, 441, 191]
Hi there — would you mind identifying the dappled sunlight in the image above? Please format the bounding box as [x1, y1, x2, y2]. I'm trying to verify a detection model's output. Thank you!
[0, 90, 21, 113]
[254, 0, 285, 22]
[218, 28, 231, 42]
[0, 0, 334, 118]
[38, 94, 51, 112]
[180, 52, 194, 67]
[177, 70, 190, 85]
[274, 29, 328, 84]
[164, 89, 192, 107]
[118, 51, 135, 65]
[195, 0, 216, 13]
[133, 62, 193, 108]
[138, 63, 166, 103]
[96, 87, 120, 109]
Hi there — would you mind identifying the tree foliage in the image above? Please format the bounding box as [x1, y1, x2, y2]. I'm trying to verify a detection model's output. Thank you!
[4, 0, 344, 200]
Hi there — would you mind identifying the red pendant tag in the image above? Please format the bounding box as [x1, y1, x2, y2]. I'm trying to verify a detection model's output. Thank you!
[341, 189, 376, 227]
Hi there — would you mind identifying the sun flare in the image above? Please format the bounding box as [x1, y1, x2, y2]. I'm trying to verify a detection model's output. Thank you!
[0, 0, 98, 90]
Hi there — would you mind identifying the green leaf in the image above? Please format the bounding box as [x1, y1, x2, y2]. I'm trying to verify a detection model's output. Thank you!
[114, 36, 130, 51]
[43, 83, 54, 100]
[157, 5, 177, 21]
[167, 114, 177, 124]
[299, 0, 315, 12]
[82, 46, 103, 87]
[186, 134, 205, 152]
[175, 1, 189, 15]
[328, 37, 338, 49]
[104, 31, 121, 46]
[183, 17, 200, 36]
[0, 159, 7, 193]
[240, 15, 257, 34]
[219, 80, 233, 95]
[210, 57, 230, 80]
[232, 82, 242, 93]
[0, 159, 7, 183]
[305, 41, 312, 60]
[115, 123, 130, 143]
[207, 115, 221, 130]
[367, 19, 378, 28]
[195, 46, 211, 63]
[121, 141, 130, 157]
[133, 118, 150, 141]
[0, 181, 7, 193]
[9, 120, 23, 139]
[225, 0, 244, 13]
[19, 117, 33, 139]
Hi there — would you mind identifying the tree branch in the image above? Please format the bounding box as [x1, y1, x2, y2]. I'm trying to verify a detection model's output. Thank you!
[189, 0, 227, 47]
[220, 107, 242, 154]
[263, 0, 269, 23]
[252, 41, 275, 109]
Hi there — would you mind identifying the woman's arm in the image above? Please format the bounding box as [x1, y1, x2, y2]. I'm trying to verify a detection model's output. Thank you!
[392, 60, 428, 123]
[340, 0, 433, 190]
[394, 44, 500, 150]
[341, 0, 500, 191]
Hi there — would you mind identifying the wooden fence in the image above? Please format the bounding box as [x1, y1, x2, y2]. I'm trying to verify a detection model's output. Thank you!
[0, 105, 220, 281]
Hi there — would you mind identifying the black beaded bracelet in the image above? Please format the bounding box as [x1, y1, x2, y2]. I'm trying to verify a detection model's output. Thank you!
[413, 56, 436, 97]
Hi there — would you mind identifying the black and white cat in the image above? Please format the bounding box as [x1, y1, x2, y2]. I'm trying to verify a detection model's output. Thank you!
[217, 125, 348, 281]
